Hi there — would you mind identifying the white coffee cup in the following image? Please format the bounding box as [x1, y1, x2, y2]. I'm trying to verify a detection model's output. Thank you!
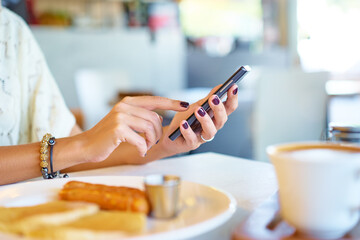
[267, 142, 360, 239]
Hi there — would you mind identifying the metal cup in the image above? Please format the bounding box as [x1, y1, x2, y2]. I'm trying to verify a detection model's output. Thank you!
[144, 174, 181, 219]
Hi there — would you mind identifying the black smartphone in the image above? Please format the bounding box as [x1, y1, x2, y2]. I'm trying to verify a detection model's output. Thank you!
[168, 65, 251, 141]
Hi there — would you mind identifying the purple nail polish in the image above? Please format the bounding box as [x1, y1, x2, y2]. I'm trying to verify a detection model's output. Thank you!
[182, 122, 189, 129]
[156, 140, 159, 144]
[198, 107, 206, 117]
[212, 96, 220, 105]
[233, 88, 238, 95]
[180, 101, 189, 108]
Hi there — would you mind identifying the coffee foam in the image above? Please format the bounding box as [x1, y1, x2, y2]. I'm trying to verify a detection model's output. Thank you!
[280, 148, 360, 162]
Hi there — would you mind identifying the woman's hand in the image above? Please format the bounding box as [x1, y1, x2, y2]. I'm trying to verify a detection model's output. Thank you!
[77, 96, 189, 163]
[159, 84, 239, 156]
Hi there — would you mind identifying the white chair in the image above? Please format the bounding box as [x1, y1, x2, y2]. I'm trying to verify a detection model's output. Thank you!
[252, 67, 329, 162]
[75, 69, 131, 130]
[326, 80, 360, 125]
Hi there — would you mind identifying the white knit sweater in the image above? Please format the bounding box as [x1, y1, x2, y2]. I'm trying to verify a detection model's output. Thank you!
[0, 7, 75, 145]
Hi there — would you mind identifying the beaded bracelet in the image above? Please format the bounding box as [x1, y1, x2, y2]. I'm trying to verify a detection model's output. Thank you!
[40, 133, 68, 179]
[40, 133, 51, 179]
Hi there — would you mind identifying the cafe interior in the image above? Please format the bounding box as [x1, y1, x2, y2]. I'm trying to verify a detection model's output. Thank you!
[3, 0, 360, 162]
[2, 0, 360, 239]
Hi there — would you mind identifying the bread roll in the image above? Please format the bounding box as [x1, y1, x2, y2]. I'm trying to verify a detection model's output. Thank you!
[59, 181, 149, 214]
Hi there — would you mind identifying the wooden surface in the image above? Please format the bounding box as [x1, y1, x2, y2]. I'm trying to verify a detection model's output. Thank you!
[70, 108, 85, 130]
[232, 193, 360, 240]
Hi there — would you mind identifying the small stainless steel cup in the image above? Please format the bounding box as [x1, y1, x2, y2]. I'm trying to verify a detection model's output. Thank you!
[144, 174, 181, 219]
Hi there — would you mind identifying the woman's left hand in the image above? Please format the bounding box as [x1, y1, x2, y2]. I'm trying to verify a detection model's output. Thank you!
[159, 84, 239, 156]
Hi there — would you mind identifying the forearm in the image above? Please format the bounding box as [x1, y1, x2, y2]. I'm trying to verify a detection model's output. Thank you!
[0, 136, 85, 185]
[64, 127, 174, 172]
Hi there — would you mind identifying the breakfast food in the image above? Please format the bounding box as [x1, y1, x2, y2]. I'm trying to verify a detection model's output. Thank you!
[0, 200, 98, 235]
[27, 210, 146, 240]
[0, 181, 149, 239]
[59, 181, 150, 214]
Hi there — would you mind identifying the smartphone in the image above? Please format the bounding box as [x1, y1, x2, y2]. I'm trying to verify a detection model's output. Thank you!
[168, 65, 251, 141]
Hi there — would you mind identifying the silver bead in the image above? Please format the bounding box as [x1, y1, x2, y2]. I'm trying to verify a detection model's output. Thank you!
[41, 167, 49, 179]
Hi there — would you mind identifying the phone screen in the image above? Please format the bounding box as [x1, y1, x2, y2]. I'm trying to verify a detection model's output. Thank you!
[168, 65, 251, 141]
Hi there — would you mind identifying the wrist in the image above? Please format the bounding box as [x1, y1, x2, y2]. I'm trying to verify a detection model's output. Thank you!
[156, 126, 177, 157]
[70, 132, 96, 163]
[151, 142, 171, 160]
[54, 134, 89, 169]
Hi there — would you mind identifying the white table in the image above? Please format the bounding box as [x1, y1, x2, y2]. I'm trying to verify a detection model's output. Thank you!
[0, 152, 277, 240]
[68, 152, 278, 239]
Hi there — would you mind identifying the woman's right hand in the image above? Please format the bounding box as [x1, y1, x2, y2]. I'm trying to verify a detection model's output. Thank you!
[77, 96, 189, 163]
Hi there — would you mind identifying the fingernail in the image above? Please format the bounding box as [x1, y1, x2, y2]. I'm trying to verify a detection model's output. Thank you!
[144, 153, 147, 157]
[198, 107, 206, 117]
[156, 140, 159, 144]
[180, 101, 189, 108]
[182, 122, 189, 129]
[233, 87, 238, 95]
[212, 96, 220, 105]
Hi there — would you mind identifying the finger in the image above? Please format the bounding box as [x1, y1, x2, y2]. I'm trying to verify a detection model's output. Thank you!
[179, 120, 200, 150]
[115, 102, 162, 142]
[194, 84, 223, 106]
[116, 112, 157, 150]
[118, 125, 148, 157]
[127, 118, 158, 150]
[120, 96, 189, 112]
[209, 95, 228, 130]
[195, 107, 217, 141]
[223, 84, 239, 115]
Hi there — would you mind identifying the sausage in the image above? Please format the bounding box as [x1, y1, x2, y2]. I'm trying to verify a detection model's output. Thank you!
[59, 181, 149, 214]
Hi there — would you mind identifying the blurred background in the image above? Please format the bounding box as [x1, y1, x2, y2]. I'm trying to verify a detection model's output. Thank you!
[3, 0, 360, 161]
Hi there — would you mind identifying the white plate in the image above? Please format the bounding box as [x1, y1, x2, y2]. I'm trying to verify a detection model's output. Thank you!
[0, 176, 236, 240]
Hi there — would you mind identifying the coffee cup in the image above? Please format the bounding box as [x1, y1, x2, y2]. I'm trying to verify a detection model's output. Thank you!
[267, 142, 360, 239]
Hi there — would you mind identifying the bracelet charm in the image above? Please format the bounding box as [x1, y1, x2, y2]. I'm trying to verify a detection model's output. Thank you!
[40, 133, 68, 179]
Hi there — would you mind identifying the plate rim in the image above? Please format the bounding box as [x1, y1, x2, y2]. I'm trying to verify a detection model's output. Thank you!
[0, 175, 237, 240]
